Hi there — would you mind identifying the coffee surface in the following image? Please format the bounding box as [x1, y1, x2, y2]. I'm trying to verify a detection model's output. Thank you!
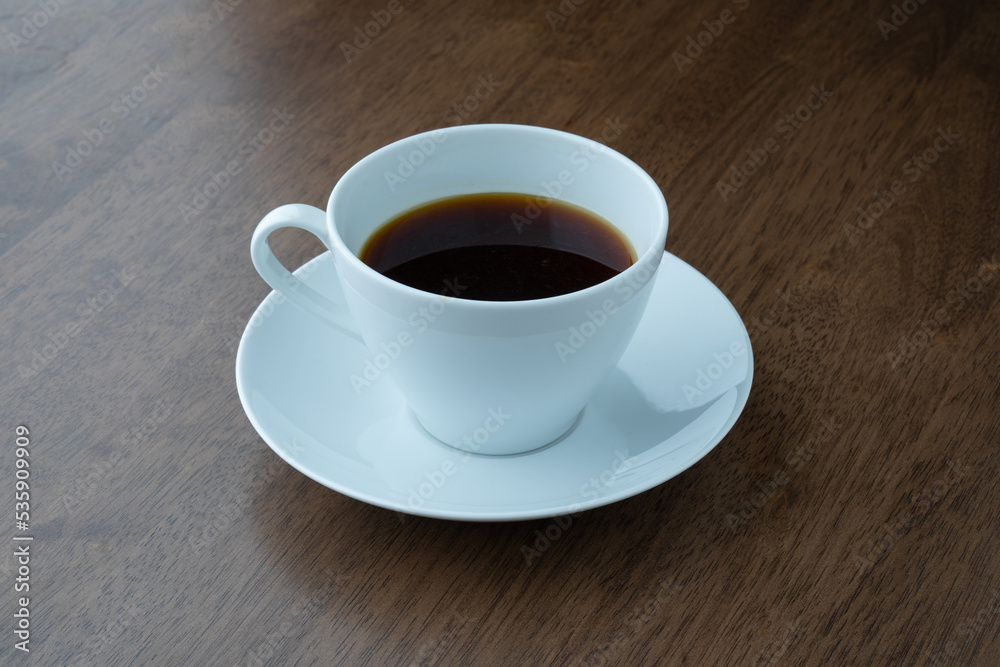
[359, 193, 635, 301]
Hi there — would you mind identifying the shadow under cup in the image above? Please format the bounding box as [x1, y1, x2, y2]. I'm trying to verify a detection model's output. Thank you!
[327, 124, 669, 455]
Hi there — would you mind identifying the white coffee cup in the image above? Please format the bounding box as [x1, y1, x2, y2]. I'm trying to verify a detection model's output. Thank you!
[251, 124, 668, 455]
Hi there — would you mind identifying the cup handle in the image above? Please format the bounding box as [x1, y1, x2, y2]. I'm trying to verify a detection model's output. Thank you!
[250, 203, 363, 343]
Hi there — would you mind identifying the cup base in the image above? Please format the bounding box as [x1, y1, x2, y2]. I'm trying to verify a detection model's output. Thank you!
[411, 407, 585, 457]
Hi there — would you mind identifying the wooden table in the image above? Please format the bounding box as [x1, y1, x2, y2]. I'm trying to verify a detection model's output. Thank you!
[2, 0, 998, 664]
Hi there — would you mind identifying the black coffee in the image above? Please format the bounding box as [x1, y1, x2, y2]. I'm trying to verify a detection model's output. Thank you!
[359, 193, 636, 301]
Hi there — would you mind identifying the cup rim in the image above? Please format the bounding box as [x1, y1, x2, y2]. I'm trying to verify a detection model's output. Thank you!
[325, 123, 668, 309]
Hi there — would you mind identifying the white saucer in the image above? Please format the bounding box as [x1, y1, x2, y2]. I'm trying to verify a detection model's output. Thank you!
[236, 251, 753, 521]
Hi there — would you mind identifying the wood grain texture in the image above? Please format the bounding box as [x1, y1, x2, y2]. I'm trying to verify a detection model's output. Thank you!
[1, 0, 998, 664]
